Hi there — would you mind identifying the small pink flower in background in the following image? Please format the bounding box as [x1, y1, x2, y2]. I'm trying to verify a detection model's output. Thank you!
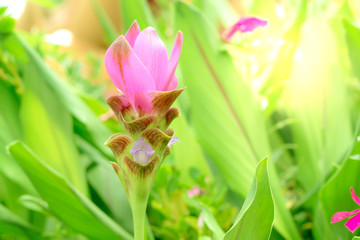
[104, 20, 183, 113]
[331, 187, 360, 232]
[188, 186, 205, 198]
[222, 17, 267, 41]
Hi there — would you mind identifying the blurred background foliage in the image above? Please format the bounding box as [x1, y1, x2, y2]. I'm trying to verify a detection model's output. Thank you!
[0, 0, 360, 239]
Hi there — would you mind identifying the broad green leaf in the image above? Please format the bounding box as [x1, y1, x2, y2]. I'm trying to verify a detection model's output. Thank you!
[0, 81, 37, 213]
[175, 0, 266, 197]
[224, 158, 274, 240]
[0, 204, 41, 239]
[171, 110, 212, 184]
[90, 0, 118, 45]
[119, 0, 155, 30]
[0, 81, 34, 192]
[175, 2, 300, 240]
[343, 19, 360, 80]
[7, 141, 133, 240]
[20, 63, 88, 194]
[12, 33, 113, 159]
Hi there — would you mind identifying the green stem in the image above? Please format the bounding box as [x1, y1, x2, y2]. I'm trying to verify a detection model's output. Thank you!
[131, 197, 148, 240]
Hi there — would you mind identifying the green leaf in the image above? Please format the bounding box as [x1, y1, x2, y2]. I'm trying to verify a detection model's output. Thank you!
[18, 195, 50, 215]
[314, 133, 360, 240]
[20, 63, 88, 194]
[0, 203, 41, 239]
[119, 0, 156, 30]
[343, 19, 360, 80]
[192, 0, 237, 27]
[175, 2, 300, 240]
[0, 81, 37, 211]
[224, 158, 274, 240]
[200, 204, 225, 240]
[12, 33, 113, 160]
[90, 0, 118, 45]
[7, 141, 133, 240]
[175, 0, 264, 198]
[0, 6, 8, 15]
[0, 16, 16, 34]
[171, 109, 212, 185]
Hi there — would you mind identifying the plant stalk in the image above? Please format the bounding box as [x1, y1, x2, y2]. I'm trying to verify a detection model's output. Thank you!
[131, 196, 148, 240]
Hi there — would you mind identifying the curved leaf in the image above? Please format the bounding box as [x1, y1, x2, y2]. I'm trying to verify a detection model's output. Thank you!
[7, 141, 132, 240]
[224, 158, 274, 240]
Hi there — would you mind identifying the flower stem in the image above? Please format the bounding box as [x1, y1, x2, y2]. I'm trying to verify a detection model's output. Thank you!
[131, 196, 148, 240]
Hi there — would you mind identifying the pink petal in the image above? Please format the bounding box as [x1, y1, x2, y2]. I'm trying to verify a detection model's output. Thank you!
[346, 211, 360, 232]
[163, 31, 183, 91]
[104, 36, 156, 104]
[351, 187, 360, 206]
[331, 209, 360, 223]
[134, 90, 153, 115]
[125, 20, 140, 48]
[224, 17, 267, 41]
[134, 27, 168, 91]
[166, 75, 178, 92]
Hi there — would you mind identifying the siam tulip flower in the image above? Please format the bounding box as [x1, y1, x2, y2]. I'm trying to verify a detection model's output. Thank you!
[222, 17, 267, 41]
[104, 20, 184, 240]
[331, 187, 360, 232]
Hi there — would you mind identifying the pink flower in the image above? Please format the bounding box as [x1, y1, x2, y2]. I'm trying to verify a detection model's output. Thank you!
[188, 186, 205, 198]
[105, 20, 183, 113]
[222, 17, 267, 41]
[331, 187, 360, 232]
